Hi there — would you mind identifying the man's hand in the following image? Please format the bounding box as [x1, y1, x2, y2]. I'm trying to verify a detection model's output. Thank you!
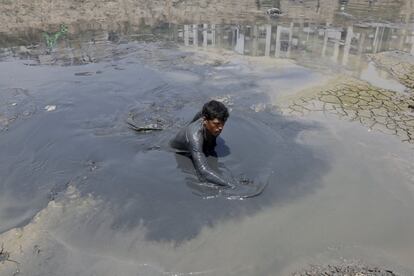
[238, 176, 254, 185]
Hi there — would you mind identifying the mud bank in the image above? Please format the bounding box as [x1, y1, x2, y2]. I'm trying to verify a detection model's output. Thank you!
[0, 0, 263, 34]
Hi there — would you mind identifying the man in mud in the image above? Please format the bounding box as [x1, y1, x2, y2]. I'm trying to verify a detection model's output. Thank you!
[170, 100, 234, 187]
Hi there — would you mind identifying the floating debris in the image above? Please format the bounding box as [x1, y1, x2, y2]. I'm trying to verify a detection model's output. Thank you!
[126, 101, 187, 133]
[44, 105, 56, 112]
[126, 117, 164, 132]
[74, 72, 94, 76]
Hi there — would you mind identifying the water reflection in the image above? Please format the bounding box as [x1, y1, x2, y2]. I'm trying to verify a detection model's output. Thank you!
[0, 1, 413, 79]
[179, 19, 414, 74]
[2, 21, 412, 78]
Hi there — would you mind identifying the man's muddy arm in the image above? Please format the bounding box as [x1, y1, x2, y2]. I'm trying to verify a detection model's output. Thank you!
[191, 150, 234, 187]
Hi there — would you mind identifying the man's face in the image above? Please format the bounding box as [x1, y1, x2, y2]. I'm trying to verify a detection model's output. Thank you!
[203, 118, 225, 136]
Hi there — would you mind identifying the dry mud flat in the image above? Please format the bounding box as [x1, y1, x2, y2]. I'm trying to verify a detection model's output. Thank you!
[279, 76, 414, 144]
[293, 264, 397, 276]
[369, 51, 414, 92]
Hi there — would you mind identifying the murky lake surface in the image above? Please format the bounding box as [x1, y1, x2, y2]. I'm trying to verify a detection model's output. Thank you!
[1, 1, 414, 275]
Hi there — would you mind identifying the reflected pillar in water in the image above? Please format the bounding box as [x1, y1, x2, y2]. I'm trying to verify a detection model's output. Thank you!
[321, 26, 329, 57]
[231, 28, 237, 48]
[399, 0, 413, 52]
[235, 27, 245, 54]
[252, 25, 259, 56]
[216, 25, 222, 48]
[398, 27, 406, 50]
[398, 27, 414, 54]
[357, 32, 366, 56]
[211, 24, 216, 47]
[275, 26, 282, 57]
[275, 24, 293, 58]
[203, 23, 208, 48]
[193, 24, 198, 47]
[321, 27, 341, 62]
[379, 27, 386, 52]
[287, 22, 293, 57]
[171, 24, 178, 42]
[372, 25, 385, 53]
[184, 25, 189, 46]
[342, 26, 353, 66]
[265, 25, 272, 57]
[331, 30, 341, 63]
[356, 32, 366, 77]
[411, 37, 414, 55]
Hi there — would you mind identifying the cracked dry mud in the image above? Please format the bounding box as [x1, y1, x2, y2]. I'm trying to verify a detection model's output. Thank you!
[369, 51, 414, 91]
[280, 77, 414, 143]
[293, 264, 397, 276]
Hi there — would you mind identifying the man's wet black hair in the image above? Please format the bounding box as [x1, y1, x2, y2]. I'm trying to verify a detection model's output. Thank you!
[202, 100, 229, 122]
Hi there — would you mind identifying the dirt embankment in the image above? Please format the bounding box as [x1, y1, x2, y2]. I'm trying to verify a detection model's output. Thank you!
[0, 0, 261, 34]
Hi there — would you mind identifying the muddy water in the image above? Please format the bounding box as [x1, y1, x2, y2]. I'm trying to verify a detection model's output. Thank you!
[1, 1, 414, 276]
